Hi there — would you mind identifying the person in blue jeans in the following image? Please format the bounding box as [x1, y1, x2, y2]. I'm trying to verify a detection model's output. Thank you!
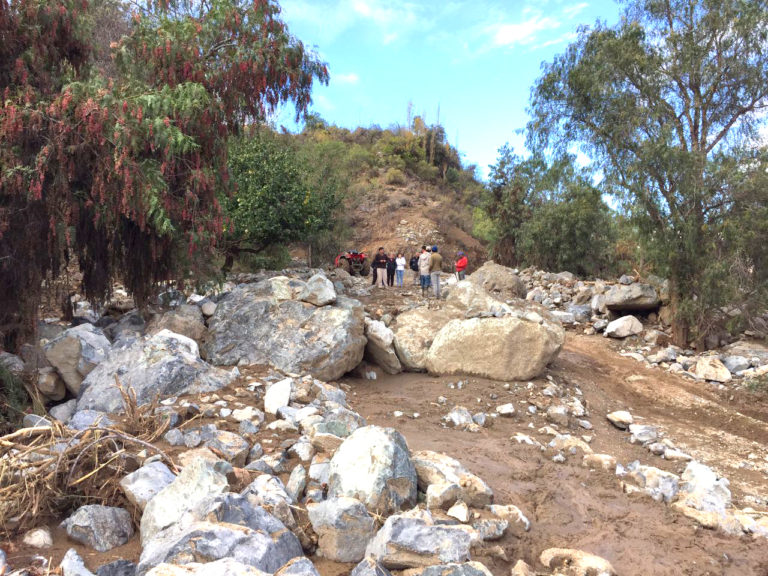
[395, 253, 406, 287]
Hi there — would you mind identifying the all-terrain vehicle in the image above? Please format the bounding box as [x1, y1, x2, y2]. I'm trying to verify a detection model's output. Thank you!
[334, 250, 370, 276]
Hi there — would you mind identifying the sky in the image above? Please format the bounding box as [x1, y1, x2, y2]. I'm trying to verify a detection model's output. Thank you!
[274, 0, 621, 179]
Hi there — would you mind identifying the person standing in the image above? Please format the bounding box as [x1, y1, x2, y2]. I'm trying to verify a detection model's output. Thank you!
[395, 252, 407, 287]
[386, 252, 397, 287]
[409, 253, 420, 285]
[455, 251, 468, 281]
[373, 247, 388, 288]
[418, 245, 432, 297]
[429, 245, 443, 298]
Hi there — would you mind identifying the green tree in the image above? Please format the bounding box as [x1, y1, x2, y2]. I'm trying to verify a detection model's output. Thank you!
[528, 0, 768, 345]
[222, 130, 341, 271]
[0, 0, 327, 350]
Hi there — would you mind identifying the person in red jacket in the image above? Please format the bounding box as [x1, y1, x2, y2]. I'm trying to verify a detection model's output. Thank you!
[455, 251, 468, 280]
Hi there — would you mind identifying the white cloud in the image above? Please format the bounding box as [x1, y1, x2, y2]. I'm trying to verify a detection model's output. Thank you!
[490, 15, 561, 47]
[280, 0, 428, 45]
[334, 72, 360, 84]
[563, 2, 589, 19]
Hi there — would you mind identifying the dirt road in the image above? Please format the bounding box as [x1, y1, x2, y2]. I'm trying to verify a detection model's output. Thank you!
[344, 331, 768, 576]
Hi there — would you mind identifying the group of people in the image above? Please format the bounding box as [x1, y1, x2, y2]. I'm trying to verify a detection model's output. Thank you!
[370, 245, 469, 298]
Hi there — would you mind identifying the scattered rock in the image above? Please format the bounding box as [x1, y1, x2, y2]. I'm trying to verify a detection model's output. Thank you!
[60, 548, 96, 576]
[23, 526, 53, 549]
[62, 505, 134, 552]
[307, 497, 375, 562]
[45, 324, 111, 395]
[604, 316, 643, 339]
[411, 450, 493, 507]
[120, 461, 177, 510]
[606, 410, 633, 429]
[693, 357, 732, 383]
[468, 261, 527, 299]
[299, 273, 337, 306]
[365, 509, 475, 569]
[539, 548, 615, 576]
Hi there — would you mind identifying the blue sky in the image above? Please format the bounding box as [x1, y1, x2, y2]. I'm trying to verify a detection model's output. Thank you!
[274, 0, 621, 179]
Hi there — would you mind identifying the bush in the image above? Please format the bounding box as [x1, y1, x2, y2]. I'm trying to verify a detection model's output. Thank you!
[0, 365, 29, 432]
[384, 168, 407, 186]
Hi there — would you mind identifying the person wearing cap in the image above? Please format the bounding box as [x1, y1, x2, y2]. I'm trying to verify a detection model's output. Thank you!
[455, 251, 468, 281]
[418, 245, 432, 297]
[429, 245, 443, 298]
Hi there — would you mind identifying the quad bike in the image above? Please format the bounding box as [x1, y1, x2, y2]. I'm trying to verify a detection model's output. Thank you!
[334, 250, 370, 276]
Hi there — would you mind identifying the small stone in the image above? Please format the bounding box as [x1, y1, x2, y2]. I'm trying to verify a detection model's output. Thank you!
[495, 403, 515, 416]
[119, 461, 176, 511]
[447, 501, 470, 523]
[606, 410, 633, 429]
[164, 428, 184, 446]
[23, 526, 53, 549]
[546, 405, 569, 427]
[264, 378, 293, 415]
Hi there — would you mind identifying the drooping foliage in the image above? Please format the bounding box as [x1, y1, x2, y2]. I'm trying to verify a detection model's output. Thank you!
[0, 0, 327, 350]
[527, 0, 768, 345]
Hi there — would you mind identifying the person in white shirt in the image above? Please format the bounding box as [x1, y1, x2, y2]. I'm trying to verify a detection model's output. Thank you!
[395, 253, 406, 287]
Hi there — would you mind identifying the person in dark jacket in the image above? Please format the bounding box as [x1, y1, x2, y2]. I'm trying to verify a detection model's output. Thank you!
[373, 247, 388, 288]
[409, 254, 420, 285]
[386, 252, 397, 287]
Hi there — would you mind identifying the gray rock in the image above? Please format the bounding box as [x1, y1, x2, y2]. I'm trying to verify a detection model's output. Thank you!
[677, 461, 731, 513]
[201, 301, 218, 318]
[275, 557, 321, 576]
[546, 405, 569, 427]
[140, 458, 229, 545]
[265, 378, 293, 415]
[203, 279, 365, 381]
[412, 563, 494, 576]
[605, 283, 660, 311]
[411, 450, 493, 507]
[286, 465, 307, 503]
[605, 316, 643, 338]
[77, 330, 235, 414]
[22, 414, 52, 428]
[164, 428, 185, 446]
[137, 520, 302, 576]
[62, 505, 134, 552]
[45, 323, 111, 395]
[105, 310, 146, 342]
[148, 305, 206, 343]
[467, 261, 527, 299]
[721, 355, 750, 374]
[299, 273, 337, 306]
[351, 558, 392, 576]
[60, 548, 96, 576]
[68, 410, 114, 430]
[307, 497, 375, 562]
[566, 304, 592, 323]
[328, 426, 417, 515]
[96, 560, 137, 576]
[144, 558, 269, 575]
[364, 318, 402, 375]
[624, 461, 680, 503]
[204, 430, 250, 467]
[628, 424, 659, 444]
[365, 509, 475, 569]
[0, 351, 24, 374]
[120, 461, 176, 510]
[49, 399, 78, 423]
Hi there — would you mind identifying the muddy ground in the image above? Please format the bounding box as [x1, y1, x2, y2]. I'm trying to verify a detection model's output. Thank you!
[5, 286, 768, 576]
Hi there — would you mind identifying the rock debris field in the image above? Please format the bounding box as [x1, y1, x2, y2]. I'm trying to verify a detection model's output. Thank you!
[1, 263, 767, 576]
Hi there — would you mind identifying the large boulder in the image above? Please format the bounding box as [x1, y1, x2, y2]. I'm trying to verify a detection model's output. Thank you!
[364, 319, 402, 375]
[445, 281, 511, 318]
[604, 283, 660, 312]
[693, 357, 732, 383]
[467, 262, 526, 299]
[328, 426, 417, 515]
[425, 316, 564, 381]
[44, 324, 111, 395]
[77, 330, 235, 414]
[203, 279, 365, 381]
[148, 305, 206, 343]
[392, 308, 453, 371]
